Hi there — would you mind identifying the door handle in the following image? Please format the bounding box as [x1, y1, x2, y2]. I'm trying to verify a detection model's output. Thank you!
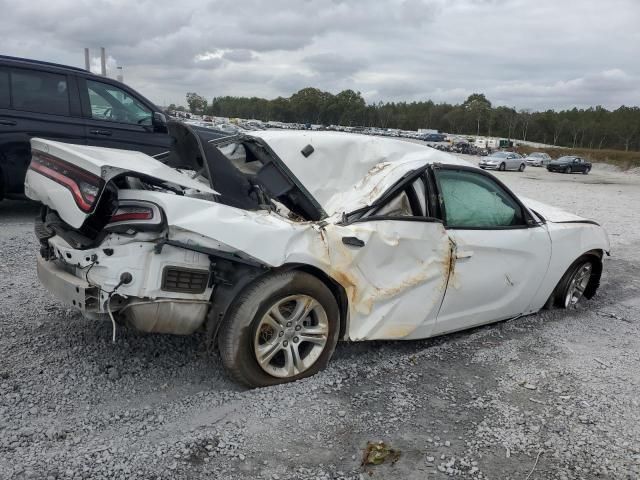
[0, 119, 17, 126]
[89, 129, 112, 136]
[342, 236, 365, 247]
[455, 250, 474, 259]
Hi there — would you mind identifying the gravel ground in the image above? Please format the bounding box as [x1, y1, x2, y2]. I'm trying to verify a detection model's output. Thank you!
[1, 162, 639, 480]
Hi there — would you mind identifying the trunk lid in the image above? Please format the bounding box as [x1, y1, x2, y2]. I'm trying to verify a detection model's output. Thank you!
[25, 137, 216, 229]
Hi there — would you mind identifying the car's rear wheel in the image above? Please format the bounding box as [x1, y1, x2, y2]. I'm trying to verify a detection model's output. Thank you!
[217, 270, 340, 388]
[518, 163, 525, 172]
[499, 163, 506, 171]
[564, 166, 572, 174]
[554, 257, 595, 308]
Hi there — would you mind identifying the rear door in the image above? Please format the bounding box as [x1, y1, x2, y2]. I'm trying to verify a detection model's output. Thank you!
[0, 67, 86, 195]
[328, 173, 452, 341]
[431, 166, 551, 335]
[79, 77, 172, 156]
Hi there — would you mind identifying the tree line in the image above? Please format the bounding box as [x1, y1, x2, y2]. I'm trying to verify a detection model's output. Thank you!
[170, 89, 640, 151]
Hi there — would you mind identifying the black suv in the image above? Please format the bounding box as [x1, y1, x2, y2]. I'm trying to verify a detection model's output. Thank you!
[0, 55, 173, 201]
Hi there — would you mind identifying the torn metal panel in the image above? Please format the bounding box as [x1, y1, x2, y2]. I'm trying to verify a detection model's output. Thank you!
[321, 220, 451, 340]
[248, 130, 471, 216]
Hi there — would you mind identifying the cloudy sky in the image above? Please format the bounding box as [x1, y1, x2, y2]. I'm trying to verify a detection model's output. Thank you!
[1, 0, 638, 110]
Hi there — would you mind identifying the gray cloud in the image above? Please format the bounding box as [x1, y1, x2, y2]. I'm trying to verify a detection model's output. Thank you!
[0, 0, 637, 110]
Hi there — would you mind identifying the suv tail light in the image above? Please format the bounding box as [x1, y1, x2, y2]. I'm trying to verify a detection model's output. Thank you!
[106, 200, 163, 231]
[29, 150, 104, 212]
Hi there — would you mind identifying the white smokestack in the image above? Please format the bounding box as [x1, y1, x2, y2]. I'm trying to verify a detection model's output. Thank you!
[100, 47, 106, 76]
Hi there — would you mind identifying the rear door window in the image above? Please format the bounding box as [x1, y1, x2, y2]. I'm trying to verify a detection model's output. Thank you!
[10, 69, 70, 116]
[0, 70, 9, 108]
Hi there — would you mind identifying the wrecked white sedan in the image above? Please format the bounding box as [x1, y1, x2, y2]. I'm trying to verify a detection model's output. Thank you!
[25, 124, 610, 387]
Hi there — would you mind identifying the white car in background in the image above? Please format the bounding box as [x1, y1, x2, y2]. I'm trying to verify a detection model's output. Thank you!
[526, 152, 553, 167]
[479, 151, 526, 171]
[25, 124, 609, 387]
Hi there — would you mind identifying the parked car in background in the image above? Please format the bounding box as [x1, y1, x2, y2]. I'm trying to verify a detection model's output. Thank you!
[420, 133, 446, 142]
[479, 151, 526, 171]
[547, 156, 591, 174]
[525, 152, 552, 167]
[0, 55, 173, 201]
[26, 128, 609, 387]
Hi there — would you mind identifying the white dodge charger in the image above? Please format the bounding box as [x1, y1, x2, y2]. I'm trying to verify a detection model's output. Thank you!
[25, 123, 610, 387]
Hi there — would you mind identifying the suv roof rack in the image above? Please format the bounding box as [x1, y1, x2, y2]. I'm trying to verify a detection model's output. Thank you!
[0, 55, 88, 74]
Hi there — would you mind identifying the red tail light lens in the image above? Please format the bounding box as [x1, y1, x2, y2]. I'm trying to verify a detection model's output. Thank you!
[110, 206, 154, 223]
[106, 201, 163, 231]
[29, 150, 104, 212]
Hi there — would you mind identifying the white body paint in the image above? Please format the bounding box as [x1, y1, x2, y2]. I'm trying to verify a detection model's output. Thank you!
[25, 131, 610, 341]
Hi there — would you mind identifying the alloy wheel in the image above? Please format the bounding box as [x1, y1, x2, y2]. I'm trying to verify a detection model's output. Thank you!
[564, 263, 592, 308]
[253, 294, 329, 378]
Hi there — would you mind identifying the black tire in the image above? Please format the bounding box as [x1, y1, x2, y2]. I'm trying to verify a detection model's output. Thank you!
[217, 270, 340, 388]
[499, 163, 506, 171]
[583, 167, 590, 175]
[553, 257, 596, 308]
[564, 166, 572, 174]
[518, 163, 525, 172]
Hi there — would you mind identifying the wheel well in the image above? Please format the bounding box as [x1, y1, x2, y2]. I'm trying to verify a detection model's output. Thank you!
[581, 249, 603, 299]
[278, 264, 350, 341]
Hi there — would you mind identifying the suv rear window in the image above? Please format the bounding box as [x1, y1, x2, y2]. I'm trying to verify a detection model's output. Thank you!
[0, 70, 9, 108]
[10, 69, 70, 116]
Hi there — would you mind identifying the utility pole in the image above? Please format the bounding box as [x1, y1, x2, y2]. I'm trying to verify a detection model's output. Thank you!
[84, 48, 90, 71]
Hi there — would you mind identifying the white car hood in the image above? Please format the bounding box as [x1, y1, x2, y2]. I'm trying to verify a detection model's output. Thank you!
[521, 197, 592, 223]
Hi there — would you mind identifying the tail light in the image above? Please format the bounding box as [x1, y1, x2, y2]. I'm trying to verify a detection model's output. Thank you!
[29, 150, 104, 212]
[106, 200, 163, 231]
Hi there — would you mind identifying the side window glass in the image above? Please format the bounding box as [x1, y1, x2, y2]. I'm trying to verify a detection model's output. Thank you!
[10, 69, 69, 115]
[373, 191, 413, 217]
[0, 70, 9, 108]
[86, 80, 151, 125]
[437, 169, 524, 228]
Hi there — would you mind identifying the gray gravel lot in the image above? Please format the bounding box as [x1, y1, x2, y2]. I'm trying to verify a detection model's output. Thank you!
[1, 162, 639, 479]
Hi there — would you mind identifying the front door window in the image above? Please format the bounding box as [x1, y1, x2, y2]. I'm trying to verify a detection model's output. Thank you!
[86, 80, 151, 126]
[436, 169, 525, 228]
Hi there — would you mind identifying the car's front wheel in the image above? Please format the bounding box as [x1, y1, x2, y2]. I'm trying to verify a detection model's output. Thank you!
[518, 163, 525, 172]
[499, 163, 506, 171]
[218, 270, 340, 388]
[583, 166, 591, 174]
[554, 257, 595, 308]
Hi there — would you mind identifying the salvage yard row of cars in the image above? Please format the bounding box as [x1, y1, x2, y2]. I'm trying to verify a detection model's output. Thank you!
[4, 56, 609, 387]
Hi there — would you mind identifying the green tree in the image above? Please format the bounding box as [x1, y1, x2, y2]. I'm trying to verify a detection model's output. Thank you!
[186, 92, 208, 115]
